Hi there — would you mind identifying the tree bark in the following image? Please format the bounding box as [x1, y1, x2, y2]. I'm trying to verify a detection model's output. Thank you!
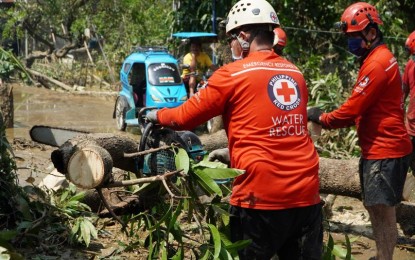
[0, 80, 13, 128]
[51, 133, 138, 175]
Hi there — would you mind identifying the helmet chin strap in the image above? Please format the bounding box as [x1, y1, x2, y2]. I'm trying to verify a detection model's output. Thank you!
[359, 31, 372, 48]
[356, 29, 382, 63]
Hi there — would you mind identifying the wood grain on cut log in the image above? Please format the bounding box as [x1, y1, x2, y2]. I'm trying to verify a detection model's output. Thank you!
[67, 145, 113, 189]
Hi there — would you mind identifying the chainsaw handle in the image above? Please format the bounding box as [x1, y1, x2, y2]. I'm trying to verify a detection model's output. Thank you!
[137, 107, 158, 127]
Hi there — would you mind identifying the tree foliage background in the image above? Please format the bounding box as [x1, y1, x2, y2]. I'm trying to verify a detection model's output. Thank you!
[0, 0, 414, 152]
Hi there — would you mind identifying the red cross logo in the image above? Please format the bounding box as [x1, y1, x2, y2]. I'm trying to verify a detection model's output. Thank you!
[270, 12, 278, 23]
[276, 82, 295, 102]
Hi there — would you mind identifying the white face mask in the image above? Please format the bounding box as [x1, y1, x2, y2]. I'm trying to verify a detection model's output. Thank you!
[231, 47, 243, 60]
[230, 34, 250, 61]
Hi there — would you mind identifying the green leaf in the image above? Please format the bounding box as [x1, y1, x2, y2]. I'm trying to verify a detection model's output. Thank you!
[160, 241, 168, 260]
[60, 190, 69, 203]
[15, 195, 31, 220]
[198, 157, 228, 169]
[71, 220, 80, 236]
[16, 221, 32, 232]
[332, 244, 349, 259]
[192, 167, 222, 196]
[193, 166, 244, 180]
[148, 204, 173, 232]
[80, 220, 91, 247]
[167, 201, 183, 243]
[323, 233, 335, 259]
[199, 249, 211, 260]
[84, 219, 98, 240]
[208, 224, 221, 259]
[68, 191, 86, 202]
[344, 234, 354, 260]
[175, 148, 190, 174]
[170, 247, 184, 260]
[0, 231, 16, 242]
[225, 239, 252, 252]
[219, 244, 233, 260]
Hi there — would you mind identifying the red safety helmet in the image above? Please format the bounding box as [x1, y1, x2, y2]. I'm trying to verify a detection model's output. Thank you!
[336, 2, 383, 33]
[273, 27, 287, 47]
[405, 31, 415, 55]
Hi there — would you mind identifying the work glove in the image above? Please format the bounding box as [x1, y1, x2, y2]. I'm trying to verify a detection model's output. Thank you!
[146, 110, 159, 124]
[208, 148, 230, 165]
[307, 107, 323, 124]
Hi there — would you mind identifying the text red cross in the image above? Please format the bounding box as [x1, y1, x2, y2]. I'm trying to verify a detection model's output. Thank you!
[277, 82, 295, 102]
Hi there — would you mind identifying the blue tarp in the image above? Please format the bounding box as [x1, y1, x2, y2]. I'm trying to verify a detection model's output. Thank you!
[172, 32, 217, 38]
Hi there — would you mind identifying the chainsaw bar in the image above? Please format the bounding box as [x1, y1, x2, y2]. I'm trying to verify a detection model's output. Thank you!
[30, 125, 90, 147]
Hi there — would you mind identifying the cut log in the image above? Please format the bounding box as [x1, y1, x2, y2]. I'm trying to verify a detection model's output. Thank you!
[51, 133, 139, 175]
[67, 145, 113, 189]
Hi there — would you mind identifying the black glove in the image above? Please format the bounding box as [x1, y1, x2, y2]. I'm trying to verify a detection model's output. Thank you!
[208, 148, 230, 165]
[146, 110, 159, 123]
[307, 107, 323, 124]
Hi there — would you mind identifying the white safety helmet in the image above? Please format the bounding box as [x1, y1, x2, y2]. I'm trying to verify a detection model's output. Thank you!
[226, 0, 280, 34]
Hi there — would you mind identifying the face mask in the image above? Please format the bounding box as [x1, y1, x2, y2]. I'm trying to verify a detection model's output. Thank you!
[230, 33, 250, 61]
[348, 37, 366, 57]
[231, 47, 243, 61]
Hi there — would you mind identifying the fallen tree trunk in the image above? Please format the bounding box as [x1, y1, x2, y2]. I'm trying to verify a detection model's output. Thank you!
[49, 130, 403, 200]
[27, 68, 73, 91]
[49, 130, 415, 236]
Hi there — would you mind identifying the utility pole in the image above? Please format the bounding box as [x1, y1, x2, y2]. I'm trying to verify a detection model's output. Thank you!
[212, 0, 217, 64]
[212, 0, 217, 34]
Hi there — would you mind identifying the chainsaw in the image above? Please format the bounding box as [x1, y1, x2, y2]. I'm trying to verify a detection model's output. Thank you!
[136, 107, 206, 176]
[29, 109, 207, 177]
[29, 125, 89, 147]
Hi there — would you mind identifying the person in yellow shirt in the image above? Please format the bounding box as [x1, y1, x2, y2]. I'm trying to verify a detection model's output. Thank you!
[181, 40, 217, 97]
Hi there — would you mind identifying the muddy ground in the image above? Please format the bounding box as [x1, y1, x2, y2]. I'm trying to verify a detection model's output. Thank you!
[7, 83, 415, 259]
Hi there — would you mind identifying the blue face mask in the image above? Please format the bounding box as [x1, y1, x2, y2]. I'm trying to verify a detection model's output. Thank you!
[348, 38, 366, 57]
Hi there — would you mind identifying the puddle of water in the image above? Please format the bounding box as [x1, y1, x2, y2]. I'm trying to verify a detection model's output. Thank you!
[6, 84, 138, 140]
[6, 83, 140, 187]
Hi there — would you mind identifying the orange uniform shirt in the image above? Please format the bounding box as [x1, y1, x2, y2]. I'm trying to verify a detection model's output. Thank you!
[320, 45, 412, 159]
[157, 51, 320, 210]
[404, 58, 415, 136]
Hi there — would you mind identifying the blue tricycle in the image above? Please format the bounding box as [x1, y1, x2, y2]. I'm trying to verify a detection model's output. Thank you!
[113, 46, 187, 131]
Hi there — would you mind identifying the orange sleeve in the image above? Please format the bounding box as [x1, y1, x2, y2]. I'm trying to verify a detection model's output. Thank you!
[320, 60, 387, 129]
[157, 67, 233, 130]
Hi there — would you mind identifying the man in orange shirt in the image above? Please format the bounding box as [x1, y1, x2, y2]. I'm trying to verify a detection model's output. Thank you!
[147, 0, 322, 259]
[403, 31, 415, 172]
[308, 3, 412, 260]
